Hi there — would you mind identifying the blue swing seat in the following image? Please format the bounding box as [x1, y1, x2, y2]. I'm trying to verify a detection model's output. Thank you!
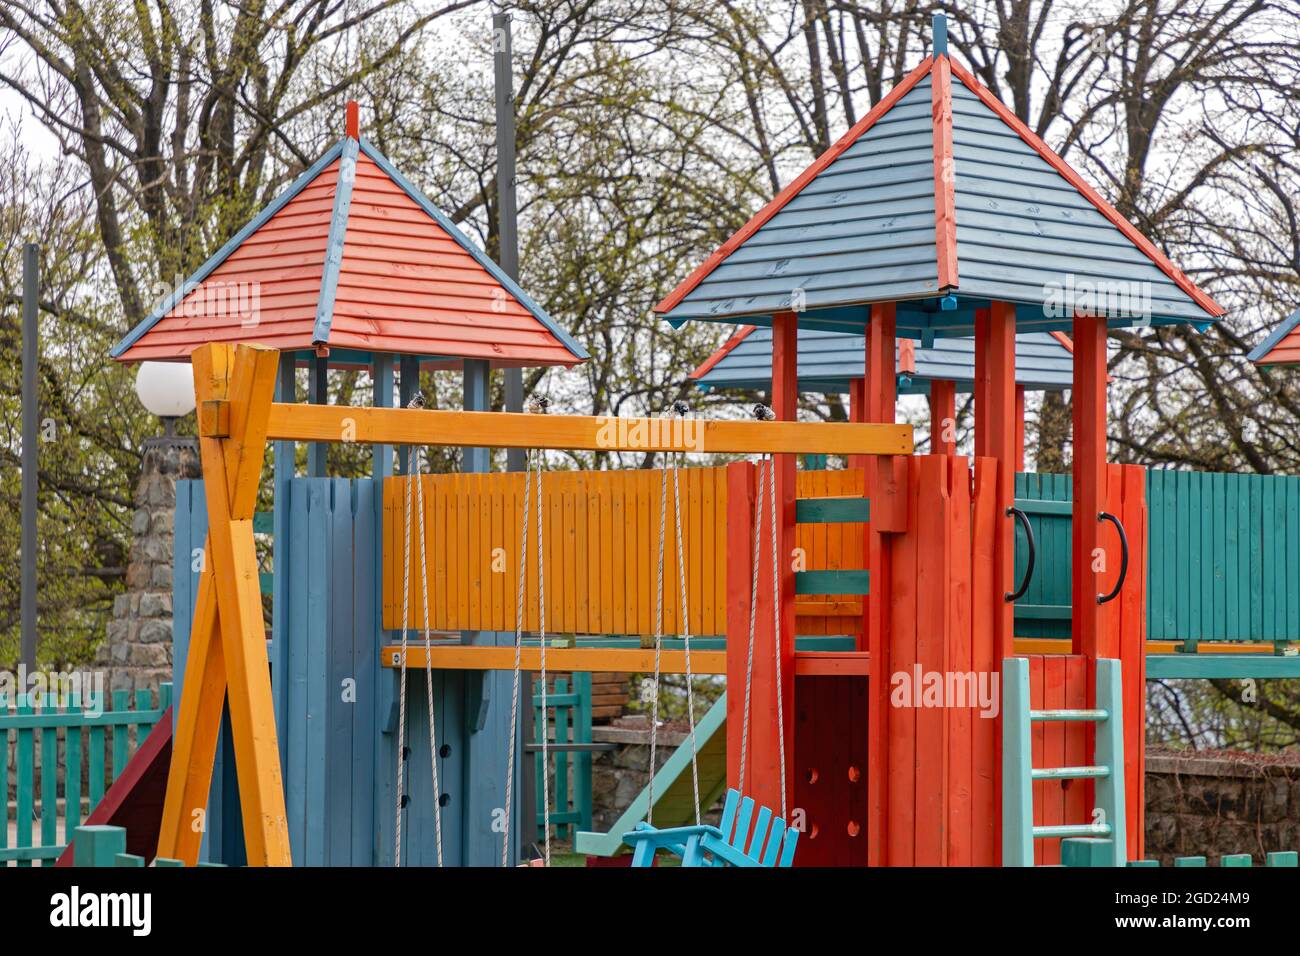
[622, 789, 799, 867]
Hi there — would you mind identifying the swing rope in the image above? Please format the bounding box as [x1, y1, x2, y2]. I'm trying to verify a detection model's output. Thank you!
[503, 397, 552, 866]
[647, 403, 702, 828]
[394, 393, 444, 866]
[535, 443, 551, 867]
[501, 450, 532, 867]
[737, 404, 787, 818]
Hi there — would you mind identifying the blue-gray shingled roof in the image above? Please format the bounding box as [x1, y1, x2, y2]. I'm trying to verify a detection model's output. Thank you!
[658, 57, 1222, 338]
[692, 327, 1073, 394]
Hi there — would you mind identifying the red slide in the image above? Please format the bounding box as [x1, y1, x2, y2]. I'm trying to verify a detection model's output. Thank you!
[56, 706, 173, 866]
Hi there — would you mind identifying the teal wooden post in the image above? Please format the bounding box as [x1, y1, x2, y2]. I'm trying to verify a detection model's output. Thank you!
[40, 701, 57, 850]
[66, 693, 83, 834]
[1267, 851, 1298, 867]
[575, 672, 593, 833]
[1221, 853, 1252, 867]
[1001, 657, 1033, 866]
[1095, 658, 1127, 867]
[111, 690, 130, 782]
[74, 825, 126, 867]
[0, 694, 7, 859]
[16, 695, 34, 867]
[1174, 855, 1207, 866]
[555, 677, 570, 838]
[154, 857, 186, 867]
[115, 853, 146, 867]
[1062, 837, 1114, 867]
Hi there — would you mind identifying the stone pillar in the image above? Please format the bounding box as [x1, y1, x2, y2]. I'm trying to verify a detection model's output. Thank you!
[98, 436, 201, 696]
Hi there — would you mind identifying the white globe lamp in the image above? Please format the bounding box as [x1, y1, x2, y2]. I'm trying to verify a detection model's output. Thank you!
[135, 361, 196, 436]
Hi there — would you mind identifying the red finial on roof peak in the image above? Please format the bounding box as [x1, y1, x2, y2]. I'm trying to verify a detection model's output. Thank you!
[346, 100, 359, 140]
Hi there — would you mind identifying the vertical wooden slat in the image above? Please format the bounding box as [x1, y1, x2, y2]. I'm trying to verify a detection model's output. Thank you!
[40, 702, 58, 851]
[0, 694, 9, 854]
[16, 696, 34, 866]
[913, 455, 948, 865]
[970, 457, 999, 865]
[947, 457, 973, 866]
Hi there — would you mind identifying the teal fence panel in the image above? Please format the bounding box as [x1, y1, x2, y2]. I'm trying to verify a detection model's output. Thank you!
[1011, 470, 1300, 650]
[0, 685, 170, 866]
[1013, 473, 1073, 639]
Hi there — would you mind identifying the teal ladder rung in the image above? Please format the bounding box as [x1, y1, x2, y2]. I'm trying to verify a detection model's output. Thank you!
[1032, 823, 1112, 839]
[795, 497, 870, 524]
[1031, 766, 1109, 781]
[1030, 709, 1107, 722]
[794, 569, 869, 596]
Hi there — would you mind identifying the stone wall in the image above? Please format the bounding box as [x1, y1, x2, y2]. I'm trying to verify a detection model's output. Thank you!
[1144, 749, 1300, 864]
[95, 436, 200, 697]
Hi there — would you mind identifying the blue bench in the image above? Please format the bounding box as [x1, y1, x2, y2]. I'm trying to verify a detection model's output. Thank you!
[622, 789, 799, 867]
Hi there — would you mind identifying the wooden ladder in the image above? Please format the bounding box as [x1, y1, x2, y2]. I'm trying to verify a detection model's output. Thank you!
[1002, 656, 1127, 866]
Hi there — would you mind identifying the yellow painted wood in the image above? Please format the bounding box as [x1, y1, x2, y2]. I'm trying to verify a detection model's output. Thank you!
[156, 570, 227, 863]
[160, 343, 291, 868]
[262, 403, 914, 455]
[385, 466, 872, 636]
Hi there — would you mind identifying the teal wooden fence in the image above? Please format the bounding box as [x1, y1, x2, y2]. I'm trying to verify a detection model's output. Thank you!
[1013, 470, 1300, 652]
[1012, 473, 1074, 640]
[1, 684, 171, 866]
[534, 673, 593, 840]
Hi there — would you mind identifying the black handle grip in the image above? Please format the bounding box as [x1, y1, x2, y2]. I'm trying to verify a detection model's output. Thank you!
[1005, 506, 1035, 603]
[1096, 511, 1129, 605]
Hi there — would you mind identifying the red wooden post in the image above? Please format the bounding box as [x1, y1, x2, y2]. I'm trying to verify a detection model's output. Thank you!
[848, 376, 866, 471]
[864, 302, 897, 865]
[929, 379, 956, 455]
[725, 461, 756, 792]
[974, 302, 1017, 661]
[1072, 315, 1109, 661]
[1014, 384, 1026, 472]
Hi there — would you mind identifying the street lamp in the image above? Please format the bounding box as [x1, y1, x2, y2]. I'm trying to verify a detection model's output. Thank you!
[135, 361, 196, 437]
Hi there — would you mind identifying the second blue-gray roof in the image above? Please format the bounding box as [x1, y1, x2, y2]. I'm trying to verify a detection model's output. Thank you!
[691, 326, 1073, 394]
[656, 53, 1223, 338]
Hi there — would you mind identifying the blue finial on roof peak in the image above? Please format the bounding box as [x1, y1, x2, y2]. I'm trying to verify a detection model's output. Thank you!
[933, 13, 948, 56]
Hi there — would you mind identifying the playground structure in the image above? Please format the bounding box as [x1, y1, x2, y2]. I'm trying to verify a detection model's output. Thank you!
[45, 13, 1296, 869]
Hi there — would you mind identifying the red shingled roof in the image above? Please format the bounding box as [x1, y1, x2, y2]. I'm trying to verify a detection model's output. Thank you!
[113, 108, 586, 369]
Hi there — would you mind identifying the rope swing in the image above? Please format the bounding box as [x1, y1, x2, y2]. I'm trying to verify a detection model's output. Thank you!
[394, 392, 444, 868]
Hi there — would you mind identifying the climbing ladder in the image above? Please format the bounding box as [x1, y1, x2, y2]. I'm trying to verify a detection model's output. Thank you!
[1002, 656, 1127, 866]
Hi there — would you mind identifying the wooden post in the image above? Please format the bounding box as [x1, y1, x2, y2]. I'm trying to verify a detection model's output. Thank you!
[974, 303, 1017, 661]
[158, 343, 292, 866]
[848, 377, 866, 471]
[1072, 315, 1109, 660]
[864, 301, 897, 866]
[725, 461, 756, 792]
[930, 379, 956, 455]
[1014, 384, 1026, 472]
[308, 354, 328, 476]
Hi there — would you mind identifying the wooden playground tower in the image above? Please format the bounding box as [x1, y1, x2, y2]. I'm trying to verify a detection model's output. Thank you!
[119, 15, 1227, 867]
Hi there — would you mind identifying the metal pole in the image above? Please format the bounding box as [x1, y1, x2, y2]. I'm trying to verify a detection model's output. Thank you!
[494, 12, 526, 473]
[495, 11, 539, 864]
[20, 244, 39, 674]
